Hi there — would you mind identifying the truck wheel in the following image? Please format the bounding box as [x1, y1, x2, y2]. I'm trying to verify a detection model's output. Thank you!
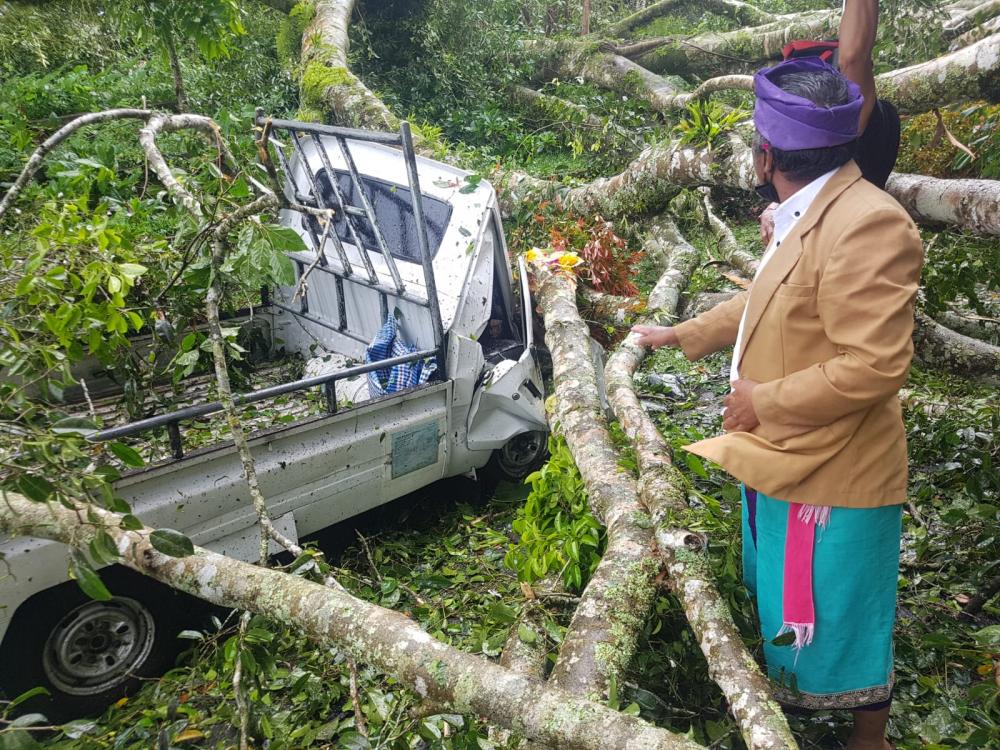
[480, 430, 549, 497]
[0, 569, 207, 721]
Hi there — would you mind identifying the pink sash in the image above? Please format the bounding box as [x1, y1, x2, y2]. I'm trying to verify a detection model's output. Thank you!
[779, 503, 831, 656]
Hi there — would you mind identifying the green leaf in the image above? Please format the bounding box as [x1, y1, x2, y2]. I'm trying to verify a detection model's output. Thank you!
[260, 225, 308, 253]
[118, 263, 148, 280]
[16, 474, 55, 502]
[61, 720, 98, 739]
[93, 464, 121, 482]
[0, 730, 42, 750]
[517, 623, 537, 643]
[108, 441, 145, 468]
[6, 687, 50, 711]
[973, 624, 1000, 648]
[50, 416, 99, 436]
[150, 529, 195, 558]
[684, 452, 708, 479]
[71, 552, 112, 601]
[89, 530, 120, 564]
[771, 631, 796, 647]
[10, 714, 47, 728]
[120, 514, 144, 531]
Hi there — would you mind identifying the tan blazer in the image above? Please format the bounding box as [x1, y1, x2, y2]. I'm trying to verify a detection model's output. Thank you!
[674, 161, 924, 507]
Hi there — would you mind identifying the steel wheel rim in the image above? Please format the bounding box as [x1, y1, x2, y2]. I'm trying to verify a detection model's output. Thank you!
[42, 597, 155, 696]
[498, 431, 545, 475]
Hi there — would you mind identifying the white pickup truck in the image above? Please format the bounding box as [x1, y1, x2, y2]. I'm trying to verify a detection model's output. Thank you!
[0, 116, 548, 717]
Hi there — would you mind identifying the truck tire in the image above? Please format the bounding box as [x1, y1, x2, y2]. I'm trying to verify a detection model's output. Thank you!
[480, 430, 548, 498]
[0, 567, 210, 721]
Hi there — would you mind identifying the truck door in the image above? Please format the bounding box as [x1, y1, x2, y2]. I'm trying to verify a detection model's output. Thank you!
[466, 224, 547, 453]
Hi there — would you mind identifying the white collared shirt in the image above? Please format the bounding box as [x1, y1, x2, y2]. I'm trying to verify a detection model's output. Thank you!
[729, 168, 838, 381]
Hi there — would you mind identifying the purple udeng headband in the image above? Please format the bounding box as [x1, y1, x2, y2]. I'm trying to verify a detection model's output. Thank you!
[753, 56, 864, 151]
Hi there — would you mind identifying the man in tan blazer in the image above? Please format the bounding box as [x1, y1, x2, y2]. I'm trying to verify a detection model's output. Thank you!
[634, 59, 922, 750]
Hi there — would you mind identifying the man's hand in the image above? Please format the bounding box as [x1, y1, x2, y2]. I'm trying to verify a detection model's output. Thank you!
[723, 378, 760, 432]
[759, 202, 778, 247]
[631, 325, 679, 349]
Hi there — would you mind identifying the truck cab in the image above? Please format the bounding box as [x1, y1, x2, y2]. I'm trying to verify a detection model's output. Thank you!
[0, 117, 547, 716]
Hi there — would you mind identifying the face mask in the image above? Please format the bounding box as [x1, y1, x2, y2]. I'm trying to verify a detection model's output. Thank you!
[754, 181, 779, 204]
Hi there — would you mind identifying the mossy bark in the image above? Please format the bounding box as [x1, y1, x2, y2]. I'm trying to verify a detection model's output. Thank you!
[504, 133, 1000, 237]
[886, 171, 1000, 236]
[531, 262, 663, 699]
[656, 531, 800, 750]
[876, 33, 1000, 114]
[913, 310, 1000, 383]
[298, 0, 400, 130]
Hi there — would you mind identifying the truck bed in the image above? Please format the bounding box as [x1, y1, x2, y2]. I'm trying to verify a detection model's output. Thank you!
[72, 356, 330, 466]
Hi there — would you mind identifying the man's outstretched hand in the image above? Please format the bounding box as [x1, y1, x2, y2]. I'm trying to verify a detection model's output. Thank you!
[631, 325, 680, 349]
[723, 378, 760, 432]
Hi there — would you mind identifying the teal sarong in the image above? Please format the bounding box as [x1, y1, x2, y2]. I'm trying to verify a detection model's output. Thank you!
[741, 486, 902, 710]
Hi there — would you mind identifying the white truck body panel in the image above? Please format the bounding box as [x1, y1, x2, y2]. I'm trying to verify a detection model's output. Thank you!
[0, 125, 546, 656]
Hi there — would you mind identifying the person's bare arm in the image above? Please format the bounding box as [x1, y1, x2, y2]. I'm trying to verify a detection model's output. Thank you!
[838, 0, 879, 132]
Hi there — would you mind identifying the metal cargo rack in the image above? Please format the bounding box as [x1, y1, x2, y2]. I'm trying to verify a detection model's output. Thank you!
[87, 114, 448, 460]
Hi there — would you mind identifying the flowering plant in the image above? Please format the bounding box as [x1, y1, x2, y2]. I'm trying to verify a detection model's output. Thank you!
[524, 247, 584, 271]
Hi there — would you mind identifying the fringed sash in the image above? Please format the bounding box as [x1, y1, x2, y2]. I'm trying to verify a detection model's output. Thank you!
[778, 503, 831, 658]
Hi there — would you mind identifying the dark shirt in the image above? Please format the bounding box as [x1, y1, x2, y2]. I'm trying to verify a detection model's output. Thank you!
[855, 98, 901, 189]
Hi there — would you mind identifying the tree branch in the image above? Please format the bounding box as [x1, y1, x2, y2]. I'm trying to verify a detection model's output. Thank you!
[602, 221, 798, 750]
[876, 32, 1000, 114]
[0, 108, 152, 220]
[0, 493, 705, 750]
[531, 261, 662, 698]
[912, 311, 1000, 383]
[603, 0, 775, 39]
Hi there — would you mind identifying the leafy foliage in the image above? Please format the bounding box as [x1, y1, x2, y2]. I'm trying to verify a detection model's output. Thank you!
[0, 0, 121, 77]
[672, 100, 747, 150]
[505, 434, 604, 592]
[920, 229, 1000, 319]
[114, 0, 246, 63]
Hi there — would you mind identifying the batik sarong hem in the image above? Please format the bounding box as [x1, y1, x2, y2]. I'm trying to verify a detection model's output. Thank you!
[772, 672, 893, 710]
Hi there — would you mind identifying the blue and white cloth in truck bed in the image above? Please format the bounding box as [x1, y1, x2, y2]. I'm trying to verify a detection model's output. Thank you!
[365, 315, 437, 397]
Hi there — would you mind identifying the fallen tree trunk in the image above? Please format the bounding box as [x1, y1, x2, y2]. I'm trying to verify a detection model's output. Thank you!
[683, 291, 739, 319]
[632, 11, 838, 79]
[549, 30, 997, 120]
[501, 135, 756, 219]
[503, 135, 1000, 236]
[913, 311, 1000, 383]
[0, 494, 706, 750]
[603, 222, 798, 750]
[532, 261, 662, 698]
[299, 0, 400, 130]
[604, 219, 698, 521]
[934, 309, 1000, 341]
[944, 0, 1000, 37]
[531, 42, 683, 116]
[655, 530, 799, 750]
[876, 33, 1000, 114]
[697, 188, 760, 276]
[885, 171, 1000, 236]
[603, 0, 775, 39]
[580, 286, 647, 326]
[950, 15, 1000, 49]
